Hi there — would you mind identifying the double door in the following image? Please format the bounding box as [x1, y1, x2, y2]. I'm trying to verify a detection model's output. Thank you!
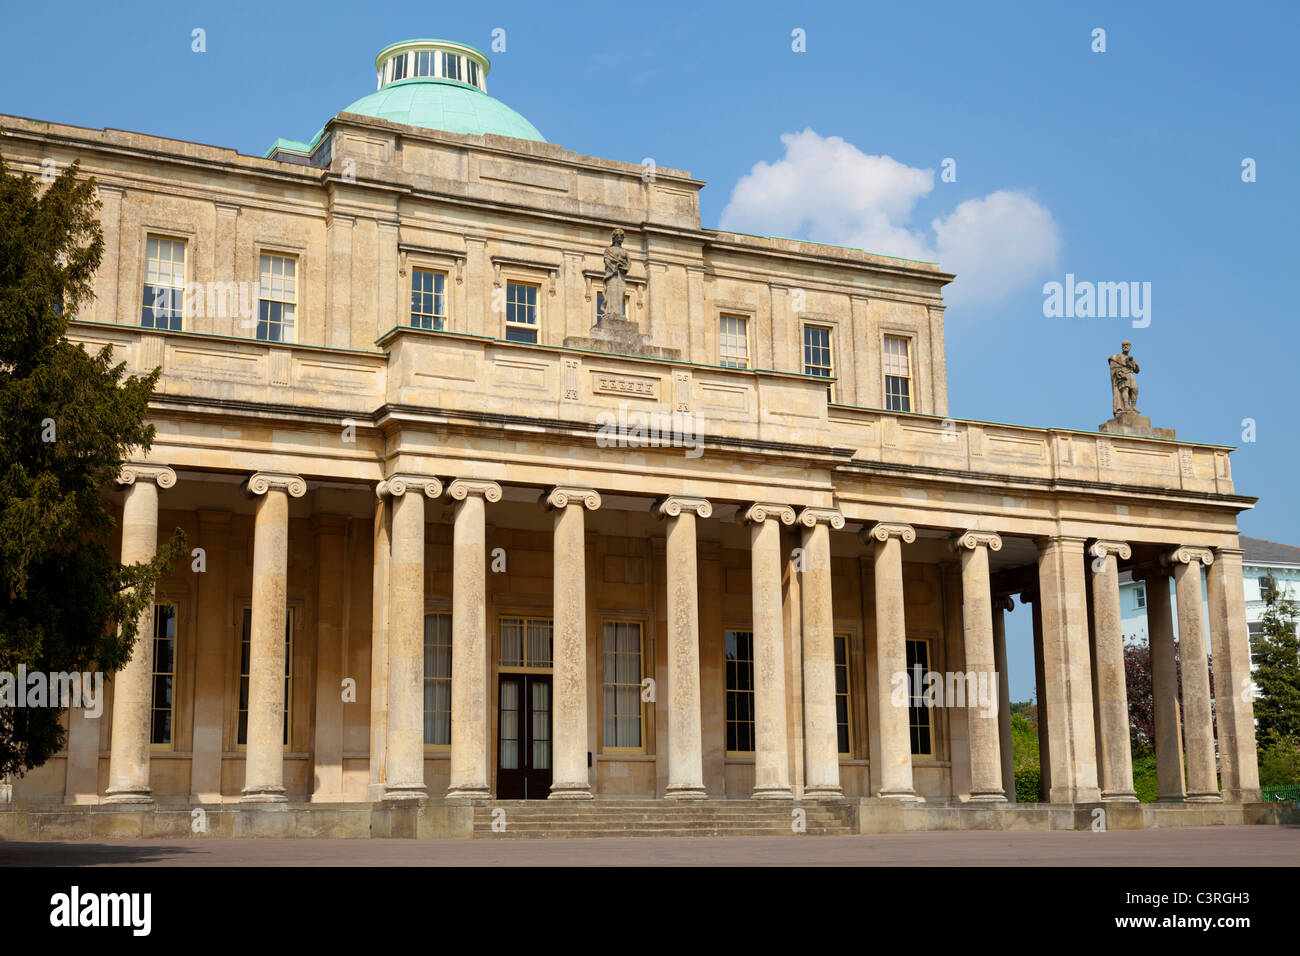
[496, 674, 552, 799]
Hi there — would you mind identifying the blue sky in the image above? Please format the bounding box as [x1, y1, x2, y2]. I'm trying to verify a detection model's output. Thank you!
[3, 0, 1296, 700]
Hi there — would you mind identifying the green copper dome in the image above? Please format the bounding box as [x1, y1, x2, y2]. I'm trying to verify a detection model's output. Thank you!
[341, 77, 545, 142]
[265, 38, 544, 159]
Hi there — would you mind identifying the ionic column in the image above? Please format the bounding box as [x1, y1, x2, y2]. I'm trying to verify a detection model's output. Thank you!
[1035, 535, 1101, 803]
[1207, 547, 1262, 803]
[1164, 546, 1221, 802]
[740, 503, 796, 799]
[798, 507, 845, 800]
[104, 463, 176, 805]
[1138, 565, 1186, 801]
[446, 479, 501, 800]
[1089, 540, 1137, 801]
[655, 496, 712, 800]
[1020, 589, 1051, 799]
[376, 476, 441, 803]
[951, 530, 1006, 802]
[240, 472, 306, 803]
[991, 596, 1015, 803]
[862, 522, 918, 801]
[545, 487, 601, 800]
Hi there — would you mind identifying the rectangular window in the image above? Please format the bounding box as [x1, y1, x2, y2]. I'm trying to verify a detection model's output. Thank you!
[392, 53, 408, 80]
[1135, 584, 1146, 609]
[150, 603, 177, 747]
[906, 638, 932, 756]
[834, 634, 852, 757]
[424, 613, 452, 747]
[141, 236, 186, 330]
[884, 335, 912, 412]
[414, 51, 434, 77]
[505, 281, 539, 343]
[444, 54, 462, 81]
[257, 254, 297, 343]
[803, 324, 833, 400]
[238, 608, 292, 747]
[601, 621, 644, 751]
[467, 60, 480, 88]
[499, 617, 553, 669]
[411, 268, 447, 330]
[719, 314, 749, 369]
[725, 629, 755, 754]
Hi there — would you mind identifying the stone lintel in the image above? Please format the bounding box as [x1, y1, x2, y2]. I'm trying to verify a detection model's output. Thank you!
[797, 507, 845, 529]
[654, 495, 712, 519]
[543, 486, 602, 510]
[739, 502, 796, 526]
[376, 474, 443, 499]
[446, 479, 503, 503]
[245, 472, 306, 498]
[116, 462, 177, 489]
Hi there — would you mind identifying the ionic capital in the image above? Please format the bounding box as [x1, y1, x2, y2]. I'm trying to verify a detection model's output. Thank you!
[1089, 539, 1132, 561]
[544, 486, 601, 511]
[376, 474, 443, 500]
[446, 479, 503, 503]
[654, 495, 712, 519]
[1162, 545, 1215, 568]
[993, 595, 1015, 613]
[860, 522, 916, 545]
[245, 472, 306, 498]
[739, 502, 796, 526]
[797, 507, 845, 530]
[950, 530, 1003, 553]
[116, 462, 177, 490]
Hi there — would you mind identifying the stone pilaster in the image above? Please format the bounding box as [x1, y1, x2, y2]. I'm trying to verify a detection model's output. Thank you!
[240, 472, 306, 803]
[1137, 565, 1186, 801]
[376, 475, 442, 803]
[655, 496, 712, 800]
[797, 507, 845, 800]
[991, 596, 1016, 803]
[1163, 546, 1222, 802]
[862, 521, 918, 801]
[739, 503, 796, 799]
[367, 492, 391, 801]
[545, 486, 601, 799]
[446, 479, 501, 800]
[950, 531, 1006, 802]
[1207, 548, 1262, 803]
[189, 509, 231, 803]
[1035, 535, 1101, 803]
[104, 463, 176, 805]
[1089, 539, 1138, 801]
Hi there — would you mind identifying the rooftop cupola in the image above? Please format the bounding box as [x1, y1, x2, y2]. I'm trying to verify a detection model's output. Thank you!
[374, 39, 490, 93]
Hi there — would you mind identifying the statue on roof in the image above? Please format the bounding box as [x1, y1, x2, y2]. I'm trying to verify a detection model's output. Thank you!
[1109, 340, 1140, 416]
[600, 229, 630, 323]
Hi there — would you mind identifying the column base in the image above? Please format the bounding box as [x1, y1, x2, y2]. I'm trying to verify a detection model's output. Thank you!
[103, 788, 153, 805]
[366, 784, 387, 802]
[1156, 793, 1188, 803]
[446, 786, 492, 801]
[803, 785, 845, 801]
[240, 787, 288, 804]
[1101, 790, 1139, 802]
[381, 786, 427, 804]
[1185, 793, 1224, 803]
[752, 786, 794, 800]
[665, 785, 708, 800]
[878, 789, 920, 803]
[547, 785, 594, 800]
[968, 791, 1008, 803]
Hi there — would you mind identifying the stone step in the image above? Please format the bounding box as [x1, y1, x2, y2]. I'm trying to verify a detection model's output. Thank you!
[472, 827, 854, 839]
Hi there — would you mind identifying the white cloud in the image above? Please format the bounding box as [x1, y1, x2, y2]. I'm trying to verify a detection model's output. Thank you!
[719, 129, 1061, 307]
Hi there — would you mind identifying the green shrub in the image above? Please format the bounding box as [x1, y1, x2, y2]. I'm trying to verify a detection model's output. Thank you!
[1014, 764, 1042, 803]
[1257, 731, 1300, 788]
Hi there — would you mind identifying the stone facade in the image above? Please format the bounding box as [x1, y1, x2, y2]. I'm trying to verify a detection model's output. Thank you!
[0, 77, 1263, 814]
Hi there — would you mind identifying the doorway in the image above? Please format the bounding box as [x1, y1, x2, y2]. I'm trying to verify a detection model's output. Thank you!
[497, 674, 552, 799]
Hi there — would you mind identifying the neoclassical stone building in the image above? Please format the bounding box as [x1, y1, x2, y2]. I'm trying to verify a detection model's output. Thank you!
[0, 38, 1264, 820]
